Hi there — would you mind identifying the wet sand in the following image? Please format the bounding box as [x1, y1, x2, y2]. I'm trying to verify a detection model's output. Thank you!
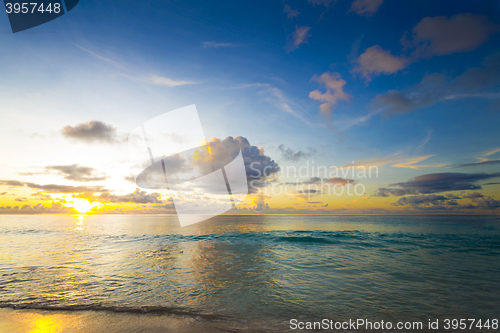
[0, 308, 263, 333]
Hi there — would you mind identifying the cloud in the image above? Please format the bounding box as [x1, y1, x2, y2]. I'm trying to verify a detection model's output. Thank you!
[308, 0, 337, 7]
[286, 26, 311, 52]
[393, 192, 500, 211]
[259, 86, 318, 126]
[44, 164, 108, 182]
[277, 144, 313, 162]
[0, 180, 24, 187]
[0, 180, 105, 194]
[287, 176, 354, 186]
[372, 53, 500, 115]
[349, 0, 384, 16]
[372, 74, 447, 114]
[464, 192, 483, 199]
[62, 121, 119, 143]
[186, 136, 280, 193]
[353, 45, 408, 81]
[392, 155, 446, 169]
[284, 5, 300, 19]
[345, 154, 443, 170]
[73, 44, 129, 72]
[395, 194, 448, 206]
[454, 147, 500, 168]
[145, 74, 198, 87]
[474, 197, 500, 210]
[95, 189, 163, 204]
[309, 72, 349, 116]
[376, 172, 500, 196]
[454, 53, 500, 91]
[404, 14, 499, 58]
[456, 160, 500, 168]
[354, 14, 498, 81]
[288, 176, 354, 202]
[202, 41, 235, 48]
[0, 203, 73, 214]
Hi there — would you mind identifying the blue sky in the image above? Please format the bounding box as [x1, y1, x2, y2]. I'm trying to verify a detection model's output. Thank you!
[0, 0, 499, 214]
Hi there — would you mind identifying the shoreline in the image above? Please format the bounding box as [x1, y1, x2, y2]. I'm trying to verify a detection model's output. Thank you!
[0, 308, 267, 333]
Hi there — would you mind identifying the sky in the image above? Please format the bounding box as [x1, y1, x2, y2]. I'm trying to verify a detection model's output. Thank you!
[0, 0, 500, 215]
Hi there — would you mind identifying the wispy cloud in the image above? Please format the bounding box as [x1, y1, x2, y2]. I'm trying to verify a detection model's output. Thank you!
[227, 82, 320, 127]
[332, 107, 385, 131]
[74, 43, 198, 87]
[286, 26, 311, 52]
[202, 41, 236, 48]
[283, 5, 300, 19]
[261, 86, 318, 127]
[145, 74, 198, 87]
[344, 154, 445, 170]
[73, 44, 130, 72]
[454, 147, 500, 168]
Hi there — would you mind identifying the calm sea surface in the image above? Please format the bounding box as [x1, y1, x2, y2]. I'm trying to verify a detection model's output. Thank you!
[0, 214, 499, 331]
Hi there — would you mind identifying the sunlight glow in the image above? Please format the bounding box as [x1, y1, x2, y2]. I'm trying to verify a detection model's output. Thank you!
[63, 198, 102, 213]
[29, 315, 61, 333]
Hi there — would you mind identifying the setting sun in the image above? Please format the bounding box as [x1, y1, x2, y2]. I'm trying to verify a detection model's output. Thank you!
[62, 198, 101, 213]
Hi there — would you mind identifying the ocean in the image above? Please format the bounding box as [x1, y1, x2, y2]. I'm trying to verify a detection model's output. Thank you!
[0, 214, 499, 332]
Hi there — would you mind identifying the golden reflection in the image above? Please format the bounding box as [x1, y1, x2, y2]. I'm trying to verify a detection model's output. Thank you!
[30, 315, 62, 333]
[74, 215, 85, 231]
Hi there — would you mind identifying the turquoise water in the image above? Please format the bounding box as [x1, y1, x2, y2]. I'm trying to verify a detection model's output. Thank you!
[0, 215, 499, 331]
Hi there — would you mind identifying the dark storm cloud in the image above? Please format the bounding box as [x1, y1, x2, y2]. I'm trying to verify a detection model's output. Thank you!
[62, 120, 119, 143]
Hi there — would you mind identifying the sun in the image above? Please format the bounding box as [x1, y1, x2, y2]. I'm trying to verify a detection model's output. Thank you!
[63, 198, 101, 214]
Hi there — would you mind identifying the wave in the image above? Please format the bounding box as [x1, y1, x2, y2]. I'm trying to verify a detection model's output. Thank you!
[0, 303, 225, 320]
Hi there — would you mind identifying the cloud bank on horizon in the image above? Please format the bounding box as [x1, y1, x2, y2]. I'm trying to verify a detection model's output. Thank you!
[0, 0, 499, 215]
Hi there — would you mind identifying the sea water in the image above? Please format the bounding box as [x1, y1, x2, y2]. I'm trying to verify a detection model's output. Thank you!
[0, 214, 499, 331]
